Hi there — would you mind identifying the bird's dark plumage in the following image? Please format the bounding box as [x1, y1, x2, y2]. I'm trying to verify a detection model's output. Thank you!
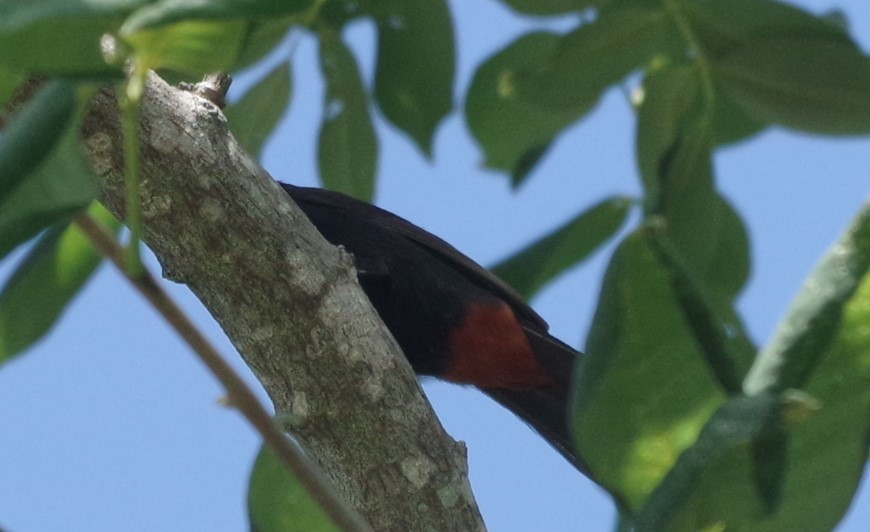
[282, 183, 585, 472]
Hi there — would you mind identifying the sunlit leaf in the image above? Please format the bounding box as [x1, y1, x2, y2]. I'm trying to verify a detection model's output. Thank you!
[123, 19, 248, 74]
[225, 61, 292, 161]
[373, 0, 454, 156]
[641, 204, 870, 530]
[248, 444, 339, 532]
[635, 394, 786, 531]
[742, 267, 870, 530]
[491, 196, 631, 300]
[745, 202, 870, 395]
[317, 30, 377, 202]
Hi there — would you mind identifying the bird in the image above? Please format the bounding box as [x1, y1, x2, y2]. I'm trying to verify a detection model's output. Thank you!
[282, 183, 586, 473]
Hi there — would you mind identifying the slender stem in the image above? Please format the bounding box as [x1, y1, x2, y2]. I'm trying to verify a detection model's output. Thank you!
[74, 212, 373, 532]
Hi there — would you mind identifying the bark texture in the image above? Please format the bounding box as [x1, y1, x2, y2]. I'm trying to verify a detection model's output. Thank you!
[82, 73, 485, 531]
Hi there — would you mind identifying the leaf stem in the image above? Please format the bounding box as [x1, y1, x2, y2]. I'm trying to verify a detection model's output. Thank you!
[74, 212, 373, 532]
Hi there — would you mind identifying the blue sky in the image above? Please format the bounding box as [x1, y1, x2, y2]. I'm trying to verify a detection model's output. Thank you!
[1, 1, 869, 530]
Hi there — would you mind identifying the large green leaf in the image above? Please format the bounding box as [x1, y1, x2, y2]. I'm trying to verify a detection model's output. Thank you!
[373, 0, 454, 157]
[465, 32, 588, 182]
[573, 230, 728, 511]
[248, 444, 339, 532]
[679, 0, 854, 60]
[713, 37, 870, 135]
[0, 113, 101, 260]
[225, 61, 292, 161]
[317, 30, 377, 202]
[491, 196, 631, 300]
[0, 203, 119, 365]
[0, 80, 76, 202]
[512, 6, 680, 111]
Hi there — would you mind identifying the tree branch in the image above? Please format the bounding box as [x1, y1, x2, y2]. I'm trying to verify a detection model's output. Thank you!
[74, 212, 371, 532]
[81, 73, 484, 531]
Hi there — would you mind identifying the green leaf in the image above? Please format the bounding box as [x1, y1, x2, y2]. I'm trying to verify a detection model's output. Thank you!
[0, 203, 119, 365]
[0, 80, 76, 202]
[636, 64, 701, 203]
[713, 38, 870, 135]
[235, 19, 294, 69]
[679, 0, 855, 60]
[123, 19, 249, 74]
[711, 82, 767, 146]
[121, 0, 314, 33]
[0, 0, 132, 76]
[248, 444, 339, 532]
[745, 202, 870, 395]
[0, 0, 145, 33]
[740, 271, 870, 531]
[634, 394, 786, 531]
[512, 6, 681, 111]
[317, 30, 377, 202]
[641, 209, 870, 529]
[637, 65, 752, 300]
[225, 61, 292, 161]
[497, 0, 604, 16]
[491, 196, 631, 300]
[465, 32, 588, 182]
[373, 0, 454, 156]
[0, 66, 23, 108]
[573, 230, 728, 511]
[0, 114, 101, 260]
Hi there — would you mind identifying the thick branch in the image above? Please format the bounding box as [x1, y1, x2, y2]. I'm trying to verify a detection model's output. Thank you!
[82, 73, 484, 531]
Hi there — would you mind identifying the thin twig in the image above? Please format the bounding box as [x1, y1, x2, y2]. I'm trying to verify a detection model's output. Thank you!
[74, 212, 373, 532]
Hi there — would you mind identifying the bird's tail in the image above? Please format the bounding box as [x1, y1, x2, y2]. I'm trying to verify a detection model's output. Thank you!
[482, 327, 590, 476]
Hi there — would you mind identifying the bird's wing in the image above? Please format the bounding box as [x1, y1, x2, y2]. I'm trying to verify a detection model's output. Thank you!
[283, 184, 549, 331]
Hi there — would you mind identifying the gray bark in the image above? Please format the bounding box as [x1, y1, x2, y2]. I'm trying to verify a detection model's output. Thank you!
[81, 72, 485, 532]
